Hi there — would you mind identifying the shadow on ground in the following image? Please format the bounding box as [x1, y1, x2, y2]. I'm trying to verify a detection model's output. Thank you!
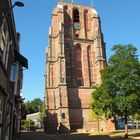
[55, 133, 129, 140]
[21, 131, 140, 140]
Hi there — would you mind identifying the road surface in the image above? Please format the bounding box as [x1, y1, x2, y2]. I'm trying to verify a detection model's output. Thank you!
[21, 131, 140, 140]
[21, 131, 118, 140]
[21, 132, 64, 140]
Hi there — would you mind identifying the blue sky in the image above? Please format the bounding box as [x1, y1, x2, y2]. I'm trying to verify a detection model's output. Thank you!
[12, 0, 140, 101]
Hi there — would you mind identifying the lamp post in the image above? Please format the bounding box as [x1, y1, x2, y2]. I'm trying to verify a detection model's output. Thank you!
[13, 1, 24, 7]
[1, 1, 24, 22]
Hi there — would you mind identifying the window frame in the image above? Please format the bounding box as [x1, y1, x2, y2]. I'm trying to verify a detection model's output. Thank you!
[0, 13, 11, 68]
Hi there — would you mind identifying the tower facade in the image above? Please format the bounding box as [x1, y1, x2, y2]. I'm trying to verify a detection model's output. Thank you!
[44, 1, 106, 132]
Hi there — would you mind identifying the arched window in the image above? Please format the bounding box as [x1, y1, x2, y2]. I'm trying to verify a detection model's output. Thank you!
[75, 44, 83, 86]
[87, 45, 92, 67]
[87, 45, 93, 86]
[73, 8, 80, 23]
[65, 43, 72, 87]
[73, 8, 80, 32]
[75, 45, 81, 62]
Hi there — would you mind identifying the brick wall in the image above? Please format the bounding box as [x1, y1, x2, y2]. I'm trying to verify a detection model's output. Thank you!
[45, 1, 114, 133]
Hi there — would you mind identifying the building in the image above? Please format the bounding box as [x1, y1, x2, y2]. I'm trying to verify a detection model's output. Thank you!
[0, 0, 28, 140]
[26, 112, 41, 128]
[44, 0, 112, 133]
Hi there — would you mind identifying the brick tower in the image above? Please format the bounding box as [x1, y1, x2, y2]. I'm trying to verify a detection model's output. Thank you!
[44, 0, 106, 132]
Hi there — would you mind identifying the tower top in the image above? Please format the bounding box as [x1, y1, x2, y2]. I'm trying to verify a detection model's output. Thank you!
[58, 0, 62, 2]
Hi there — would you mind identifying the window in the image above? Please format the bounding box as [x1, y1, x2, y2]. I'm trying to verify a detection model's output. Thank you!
[75, 44, 84, 86]
[10, 64, 18, 82]
[87, 45, 94, 86]
[73, 9, 80, 23]
[0, 15, 10, 68]
[73, 9, 81, 30]
[61, 113, 65, 119]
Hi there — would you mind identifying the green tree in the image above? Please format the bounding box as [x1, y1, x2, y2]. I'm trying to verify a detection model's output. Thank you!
[38, 105, 46, 128]
[21, 98, 43, 119]
[30, 98, 43, 112]
[92, 44, 140, 138]
[23, 119, 36, 131]
[21, 101, 33, 119]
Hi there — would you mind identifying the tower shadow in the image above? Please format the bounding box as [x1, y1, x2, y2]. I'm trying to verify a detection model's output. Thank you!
[67, 88, 83, 132]
[44, 111, 58, 133]
[64, 6, 84, 132]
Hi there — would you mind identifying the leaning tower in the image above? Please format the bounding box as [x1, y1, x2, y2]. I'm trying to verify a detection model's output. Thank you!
[44, 0, 106, 132]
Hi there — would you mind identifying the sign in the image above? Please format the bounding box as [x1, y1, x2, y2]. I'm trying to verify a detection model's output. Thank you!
[74, 23, 80, 30]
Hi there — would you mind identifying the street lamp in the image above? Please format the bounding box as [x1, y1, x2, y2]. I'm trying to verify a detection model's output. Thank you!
[13, 1, 24, 7]
[2, 1, 24, 21]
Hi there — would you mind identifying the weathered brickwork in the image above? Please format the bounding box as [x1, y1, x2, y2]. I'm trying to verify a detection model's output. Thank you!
[44, 1, 113, 133]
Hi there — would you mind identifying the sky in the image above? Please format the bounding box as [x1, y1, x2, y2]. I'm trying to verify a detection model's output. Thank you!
[11, 0, 140, 101]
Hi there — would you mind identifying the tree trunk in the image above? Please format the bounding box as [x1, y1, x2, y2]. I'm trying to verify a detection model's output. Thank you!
[136, 120, 138, 131]
[97, 117, 100, 134]
[124, 113, 128, 138]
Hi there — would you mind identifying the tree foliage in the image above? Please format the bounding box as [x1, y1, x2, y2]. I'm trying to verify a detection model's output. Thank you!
[22, 119, 36, 131]
[92, 44, 140, 137]
[38, 105, 46, 128]
[22, 98, 43, 119]
[30, 98, 43, 112]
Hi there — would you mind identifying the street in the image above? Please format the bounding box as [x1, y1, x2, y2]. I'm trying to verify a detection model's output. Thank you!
[21, 132, 116, 140]
[20, 131, 123, 140]
[21, 131, 140, 140]
[21, 132, 62, 140]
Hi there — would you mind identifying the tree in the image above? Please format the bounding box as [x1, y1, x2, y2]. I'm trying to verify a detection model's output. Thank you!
[92, 44, 140, 138]
[21, 98, 43, 119]
[23, 119, 36, 131]
[21, 101, 33, 119]
[30, 98, 43, 112]
[38, 105, 46, 129]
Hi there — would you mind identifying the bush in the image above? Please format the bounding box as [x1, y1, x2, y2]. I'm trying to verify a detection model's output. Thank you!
[23, 119, 36, 131]
[21, 119, 26, 130]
